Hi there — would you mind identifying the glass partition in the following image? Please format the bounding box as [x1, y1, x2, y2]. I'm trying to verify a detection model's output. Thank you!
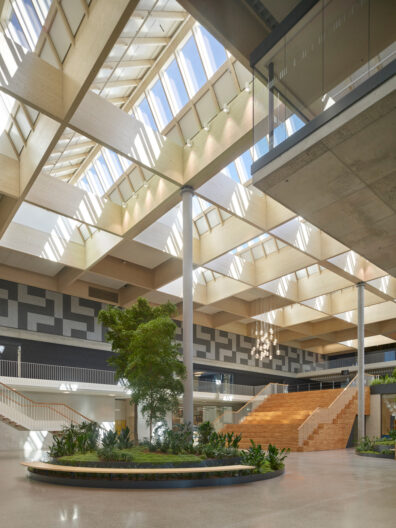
[253, 0, 396, 160]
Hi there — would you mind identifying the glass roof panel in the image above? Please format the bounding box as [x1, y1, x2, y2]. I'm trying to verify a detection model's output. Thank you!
[194, 24, 227, 78]
[136, 97, 158, 131]
[162, 59, 189, 114]
[178, 35, 207, 97]
[149, 78, 173, 129]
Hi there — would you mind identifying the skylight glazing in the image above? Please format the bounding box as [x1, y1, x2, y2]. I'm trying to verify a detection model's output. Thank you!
[5, 0, 51, 51]
[77, 147, 152, 199]
[133, 23, 227, 132]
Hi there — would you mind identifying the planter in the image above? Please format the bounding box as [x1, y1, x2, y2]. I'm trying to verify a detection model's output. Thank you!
[370, 383, 396, 394]
[27, 466, 284, 489]
[51, 456, 242, 469]
[355, 451, 395, 460]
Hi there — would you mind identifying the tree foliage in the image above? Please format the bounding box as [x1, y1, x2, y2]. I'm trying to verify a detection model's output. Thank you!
[98, 298, 186, 440]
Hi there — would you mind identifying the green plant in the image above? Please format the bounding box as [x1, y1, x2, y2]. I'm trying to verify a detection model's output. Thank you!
[102, 429, 118, 449]
[371, 370, 396, 385]
[48, 434, 68, 458]
[266, 444, 290, 470]
[99, 299, 186, 442]
[197, 421, 215, 446]
[241, 440, 267, 470]
[356, 436, 375, 452]
[387, 429, 396, 441]
[117, 427, 133, 449]
[225, 432, 242, 450]
[97, 447, 117, 461]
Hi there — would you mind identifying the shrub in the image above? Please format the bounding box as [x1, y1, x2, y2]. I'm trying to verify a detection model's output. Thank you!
[101, 429, 118, 449]
[387, 429, 396, 441]
[241, 440, 267, 469]
[371, 371, 396, 385]
[266, 444, 290, 470]
[356, 436, 375, 452]
[97, 448, 134, 462]
[48, 421, 100, 458]
[153, 424, 194, 455]
[48, 434, 68, 458]
[117, 427, 133, 449]
[197, 421, 214, 446]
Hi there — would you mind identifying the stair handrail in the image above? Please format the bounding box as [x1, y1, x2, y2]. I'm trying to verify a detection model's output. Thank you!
[297, 374, 374, 446]
[0, 380, 93, 429]
[212, 382, 289, 432]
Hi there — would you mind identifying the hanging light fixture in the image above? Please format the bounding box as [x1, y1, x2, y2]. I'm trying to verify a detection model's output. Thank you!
[250, 318, 280, 362]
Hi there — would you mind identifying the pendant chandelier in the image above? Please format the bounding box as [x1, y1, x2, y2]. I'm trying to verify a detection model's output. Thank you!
[250, 320, 280, 361]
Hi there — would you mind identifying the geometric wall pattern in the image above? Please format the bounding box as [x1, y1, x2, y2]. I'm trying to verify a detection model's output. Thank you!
[0, 279, 325, 373]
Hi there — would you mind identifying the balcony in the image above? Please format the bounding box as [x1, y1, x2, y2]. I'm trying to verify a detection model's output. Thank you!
[250, 0, 396, 275]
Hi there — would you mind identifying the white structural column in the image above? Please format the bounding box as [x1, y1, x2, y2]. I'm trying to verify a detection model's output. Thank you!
[357, 282, 365, 439]
[181, 186, 194, 426]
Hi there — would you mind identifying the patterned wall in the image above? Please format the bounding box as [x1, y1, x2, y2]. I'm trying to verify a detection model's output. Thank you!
[0, 279, 324, 373]
[0, 280, 106, 341]
[175, 322, 323, 374]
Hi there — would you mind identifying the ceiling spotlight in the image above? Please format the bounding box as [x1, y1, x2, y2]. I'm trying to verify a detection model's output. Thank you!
[186, 139, 193, 148]
[132, 192, 138, 199]
[143, 181, 149, 188]
[121, 202, 127, 208]
[204, 123, 210, 132]
[223, 104, 230, 114]
[244, 82, 251, 93]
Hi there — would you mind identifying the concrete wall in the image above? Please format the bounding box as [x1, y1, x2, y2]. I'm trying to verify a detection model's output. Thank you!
[22, 392, 115, 423]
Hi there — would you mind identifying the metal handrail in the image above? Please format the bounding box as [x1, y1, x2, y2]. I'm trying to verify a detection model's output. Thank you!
[0, 359, 116, 385]
[297, 374, 374, 446]
[0, 380, 93, 430]
[212, 383, 288, 432]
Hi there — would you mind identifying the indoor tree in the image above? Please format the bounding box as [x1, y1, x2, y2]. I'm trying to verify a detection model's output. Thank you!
[98, 298, 186, 442]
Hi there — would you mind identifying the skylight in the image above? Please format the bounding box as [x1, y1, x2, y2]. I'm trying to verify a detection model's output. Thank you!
[75, 22, 229, 200]
[5, 0, 51, 51]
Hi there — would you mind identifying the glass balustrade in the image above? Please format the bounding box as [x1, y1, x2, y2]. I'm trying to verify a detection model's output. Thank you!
[252, 0, 396, 162]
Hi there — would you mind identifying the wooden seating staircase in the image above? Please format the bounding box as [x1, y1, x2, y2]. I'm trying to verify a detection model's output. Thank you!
[222, 386, 370, 452]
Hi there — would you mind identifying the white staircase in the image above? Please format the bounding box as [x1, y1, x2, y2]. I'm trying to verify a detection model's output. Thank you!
[0, 380, 92, 431]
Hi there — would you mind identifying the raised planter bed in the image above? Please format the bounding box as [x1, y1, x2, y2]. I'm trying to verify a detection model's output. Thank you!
[355, 451, 395, 460]
[22, 461, 284, 489]
[370, 383, 396, 394]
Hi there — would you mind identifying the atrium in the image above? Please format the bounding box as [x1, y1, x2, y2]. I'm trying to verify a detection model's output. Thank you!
[0, 0, 395, 527]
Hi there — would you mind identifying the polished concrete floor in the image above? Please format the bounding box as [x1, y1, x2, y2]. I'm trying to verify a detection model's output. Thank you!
[0, 449, 395, 527]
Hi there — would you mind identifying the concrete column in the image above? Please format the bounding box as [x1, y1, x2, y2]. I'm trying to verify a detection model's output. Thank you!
[268, 61, 274, 150]
[357, 282, 365, 439]
[181, 186, 194, 427]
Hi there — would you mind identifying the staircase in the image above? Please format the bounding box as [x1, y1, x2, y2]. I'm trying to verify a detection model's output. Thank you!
[0, 380, 92, 432]
[221, 376, 372, 452]
[299, 388, 370, 451]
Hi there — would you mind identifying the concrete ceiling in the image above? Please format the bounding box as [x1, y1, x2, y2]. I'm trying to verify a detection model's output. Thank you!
[253, 78, 396, 277]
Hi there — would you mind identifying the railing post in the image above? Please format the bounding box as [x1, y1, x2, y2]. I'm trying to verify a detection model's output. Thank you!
[17, 346, 21, 378]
